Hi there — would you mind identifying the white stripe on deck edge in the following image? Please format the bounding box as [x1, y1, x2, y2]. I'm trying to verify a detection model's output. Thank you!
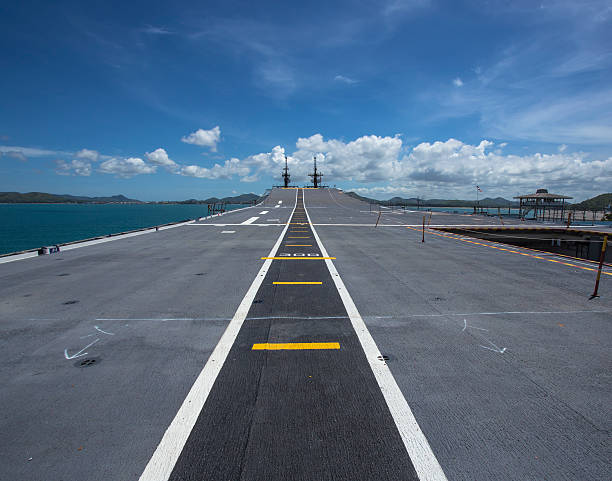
[303, 190, 448, 481]
[138, 189, 298, 481]
[240, 216, 259, 224]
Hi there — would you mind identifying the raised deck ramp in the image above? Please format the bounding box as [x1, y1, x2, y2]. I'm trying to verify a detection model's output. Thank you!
[1, 188, 610, 480]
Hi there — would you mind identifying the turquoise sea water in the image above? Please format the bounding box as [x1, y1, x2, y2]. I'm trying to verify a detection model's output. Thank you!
[0, 203, 246, 255]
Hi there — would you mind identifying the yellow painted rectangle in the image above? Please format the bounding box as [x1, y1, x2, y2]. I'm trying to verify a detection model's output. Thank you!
[252, 342, 340, 350]
[273, 281, 322, 285]
[261, 257, 335, 260]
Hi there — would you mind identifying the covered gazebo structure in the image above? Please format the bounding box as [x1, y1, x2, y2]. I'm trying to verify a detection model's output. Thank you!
[513, 188, 572, 221]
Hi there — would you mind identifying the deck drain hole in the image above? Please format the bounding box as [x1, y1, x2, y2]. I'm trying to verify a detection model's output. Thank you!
[63, 300, 79, 305]
[253, 299, 263, 304]
[195, 273, 205, 276]
[57, 273, 70, 277]
[377, 355, 390, 361]
[76, 358, 99, 368]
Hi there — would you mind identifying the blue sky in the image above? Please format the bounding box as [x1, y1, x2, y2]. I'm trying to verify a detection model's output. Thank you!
[1, 0, 611, 201]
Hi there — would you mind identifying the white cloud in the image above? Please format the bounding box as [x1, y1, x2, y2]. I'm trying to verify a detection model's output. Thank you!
[334, 75, 358, 84]
[177, 133, 610, 200]
[430, 38, 612, 145]
[2, 150, 28, 162]
[383, 0, 431, 17]
[0, 145, 70, 157]
[55, 159, 92, 176]
[75, 148, 100, 162]
[180, 158, 249, 179]
[98, 157, 157, 178]
[141, 25, 173, 35]
[145, 148, 178, 171]
[558, 144, 568, 152]
[181, 126, 221, 151]
[453, 77, 464, 87]
[255, 61, 297, 97]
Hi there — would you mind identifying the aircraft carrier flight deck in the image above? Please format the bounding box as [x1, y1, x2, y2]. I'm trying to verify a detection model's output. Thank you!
[1, 187, 610, 480]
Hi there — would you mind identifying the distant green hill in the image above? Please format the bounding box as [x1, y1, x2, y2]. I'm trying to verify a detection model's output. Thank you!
[172, 193, 260, 204]
[0, 191, 262, 205]
[0, 192, 141, 203]
[571, 193, 612, 211]
[345, 192, 517, 207]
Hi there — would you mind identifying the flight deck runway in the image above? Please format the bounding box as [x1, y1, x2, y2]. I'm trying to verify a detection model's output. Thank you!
[1, 188, 610, 480]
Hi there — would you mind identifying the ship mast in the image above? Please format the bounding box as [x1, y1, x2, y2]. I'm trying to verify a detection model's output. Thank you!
[282, 155, 290, 188]
[308, 155, 323, 188]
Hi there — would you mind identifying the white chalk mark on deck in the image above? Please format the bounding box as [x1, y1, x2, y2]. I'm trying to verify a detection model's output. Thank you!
[94, 326, 115, 335]
[479, 338, 507, 354]
[64, 338, 100, 360]
[462, 319, 488, 332]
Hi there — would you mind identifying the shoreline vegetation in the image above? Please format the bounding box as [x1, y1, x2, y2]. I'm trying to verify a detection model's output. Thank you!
[0, 192, 261, 205]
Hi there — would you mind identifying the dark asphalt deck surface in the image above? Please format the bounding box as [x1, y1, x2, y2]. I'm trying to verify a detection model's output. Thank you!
[1, 187, 610, 480]
[169, 189, 418, 481]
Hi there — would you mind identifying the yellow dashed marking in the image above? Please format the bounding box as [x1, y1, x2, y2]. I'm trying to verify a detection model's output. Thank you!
[252, 342, 340, 350]
[273, 281, 322, 285]
[413, 226, 612, 276]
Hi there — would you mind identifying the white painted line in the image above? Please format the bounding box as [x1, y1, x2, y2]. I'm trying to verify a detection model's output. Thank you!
[267, 219, 280, 222]
[241, 216, 259, 225]
[259, 210, 269, 214]
[221, 230, 236, 234]
[274, 204, 280, 208]
[186, 223, 283, 226]
[278, 200, 283, 204]
[0, 252, 38, 264]
[139, 189, 298, 481]
[303, 190, 448, 481]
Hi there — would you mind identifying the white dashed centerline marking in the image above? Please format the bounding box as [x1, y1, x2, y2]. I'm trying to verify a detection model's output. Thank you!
[259, 211, 269, 214]
[241, 217, 259, 225]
